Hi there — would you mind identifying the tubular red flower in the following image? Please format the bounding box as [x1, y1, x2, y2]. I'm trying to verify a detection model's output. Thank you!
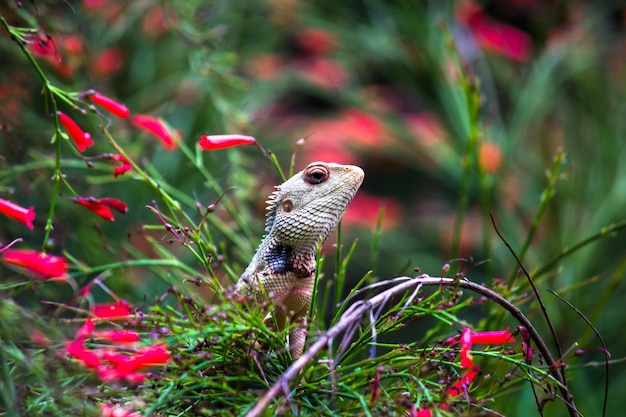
[132, 343, 171, 367]
[70, 196, 127, 221]
[93, 301, 132, 319]
[75, 317, 96, 340]
[87, 91, 130, 119]
[198, 134, 256, 151]
[131, 114, 178, 150]
[0, 198, 35, 230]
[57, 111, 94, 151]
[100, 403, 143, 417]
[24, 32, 61, 62]
[470, 329, 514, 344]
[447, 366, 480, 397]
[66, 340, 101, 369]
[1, 249, 68, 280]
[93, 330, 140, 344]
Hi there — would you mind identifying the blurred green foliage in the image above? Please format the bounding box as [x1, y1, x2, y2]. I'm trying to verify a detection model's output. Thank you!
[1, 0, 625, 416]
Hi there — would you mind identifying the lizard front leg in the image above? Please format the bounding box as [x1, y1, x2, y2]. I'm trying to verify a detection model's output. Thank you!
[273, 276, 314, 359]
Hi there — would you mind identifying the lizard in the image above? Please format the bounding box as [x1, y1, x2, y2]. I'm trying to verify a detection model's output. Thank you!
[236, 161, 364, 359]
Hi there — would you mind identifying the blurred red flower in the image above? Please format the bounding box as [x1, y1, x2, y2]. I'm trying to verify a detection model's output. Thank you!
[246, 54, 284, 80]
[70, 196, 127, 221]
[57, 111, 94, 152]
[109, 154, 132, 177]
[100, 404, 143, 417]
[131, 115, 178, 150]
[142, 4, 179, 38]
[93, 301, 133, 319]
[198, 134, 256, 151]
[1, 248, 68, 280]
[90, 47, 125, 78]
[94, 330, 140, 344]
[294, 27, 338, 56]
[295, 56, 349, 90]
[457, 1, 531, 61]
[0, 198, 35, 230]
[340, 191, 403, 230]
[24, 32, 61, 62]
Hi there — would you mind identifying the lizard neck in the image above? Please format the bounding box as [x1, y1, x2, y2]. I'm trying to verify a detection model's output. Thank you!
[241, 233, 317, 281]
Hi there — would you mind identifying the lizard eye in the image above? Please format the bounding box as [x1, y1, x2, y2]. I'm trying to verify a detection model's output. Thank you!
[304, 165, 330, 185]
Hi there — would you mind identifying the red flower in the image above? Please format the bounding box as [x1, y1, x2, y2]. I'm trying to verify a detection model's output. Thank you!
[93, 330, 140, 344]
[0, 198, 35, 230]
[468, 329, 514, 344]
[131, 114, 178, 150]
[87, 91, 130, 119]
[76, 317, 96, 339]
[415, 409, 432, 417]
[132, 343, 171, 368]
[198, 134, 256, 151]
[93, 300, 132, 319]
[24, 32, 61, 62]
[57, 111, 94, 151]
[110, 154, 132, 177]
[457, 2, 531, 62]
[294, 56, 348, 90]
[447, 365, 480, 397]
[454, 327, 515, 368]
[340, 192, 403, 230]
[294, 28, 338, 56]
[100, 404, 143, 417]
[67, 339, 101, 369]
[1, 248, 68, 280]
[90, 47, 125, 78]
[70, 196, 127, 221]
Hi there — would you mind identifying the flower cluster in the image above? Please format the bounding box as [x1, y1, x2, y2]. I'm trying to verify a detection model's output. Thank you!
[413, 327, 515, 415]
[66, 304, 170, 384]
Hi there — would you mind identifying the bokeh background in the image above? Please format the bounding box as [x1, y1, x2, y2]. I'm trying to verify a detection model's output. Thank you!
[2, 1, 626, 415]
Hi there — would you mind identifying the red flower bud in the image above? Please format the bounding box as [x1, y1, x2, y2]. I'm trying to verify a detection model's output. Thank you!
[87, 91, 130, 118]
[57, 111, 94, 151]
[198, 134, 256, 151]
[0, 198, 35, 230]
[131, 115, 178, 150]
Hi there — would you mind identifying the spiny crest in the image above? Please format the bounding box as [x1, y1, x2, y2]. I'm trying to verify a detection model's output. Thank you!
[264, 187, 280, 234]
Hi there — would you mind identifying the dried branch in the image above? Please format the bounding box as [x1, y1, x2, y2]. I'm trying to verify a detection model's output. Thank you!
[245, 274, 579, 417]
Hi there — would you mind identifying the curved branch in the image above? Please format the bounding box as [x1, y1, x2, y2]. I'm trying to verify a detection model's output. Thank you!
[245, 275, 579, 417]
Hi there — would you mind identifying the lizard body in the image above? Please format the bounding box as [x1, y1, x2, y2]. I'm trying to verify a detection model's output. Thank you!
[236, 162, 364, 358]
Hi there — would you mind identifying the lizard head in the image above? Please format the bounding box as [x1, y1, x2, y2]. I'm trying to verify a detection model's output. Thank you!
[264, 161, 365, 252]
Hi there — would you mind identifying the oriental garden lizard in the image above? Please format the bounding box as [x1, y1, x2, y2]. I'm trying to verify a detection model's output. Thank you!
[236, 162, 364, 358]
